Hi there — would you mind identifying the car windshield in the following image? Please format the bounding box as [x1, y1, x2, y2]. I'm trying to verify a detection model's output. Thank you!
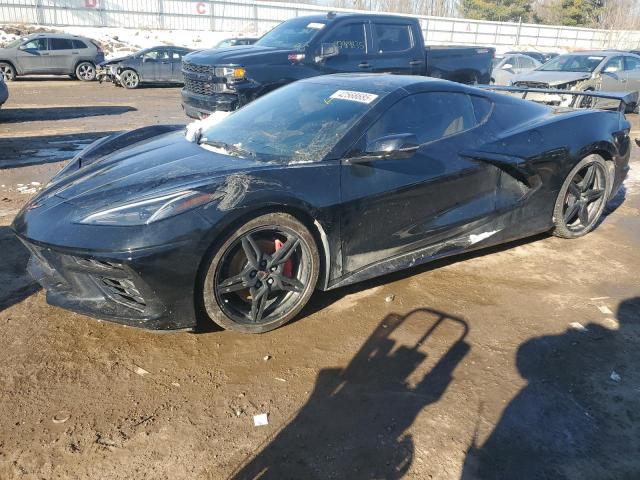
[492, 57, 504, 69]
[537, 54, 605, 72]
[200, 81, 379, 163]
[254, 17, 326, 50]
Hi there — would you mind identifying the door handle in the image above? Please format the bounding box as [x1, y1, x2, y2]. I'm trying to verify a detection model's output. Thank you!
[358, 62, 371, 68]
[409, 60, 423, 66]
[72, 51, 79, 54]
[41, 52, 50, 56]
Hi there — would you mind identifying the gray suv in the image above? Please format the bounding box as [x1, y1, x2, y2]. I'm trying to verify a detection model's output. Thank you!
[0, 33, 105, 81]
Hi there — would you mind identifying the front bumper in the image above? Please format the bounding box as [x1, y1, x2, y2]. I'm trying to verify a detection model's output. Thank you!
[17, 236, 200, 330]
[181, 88, 239, 119]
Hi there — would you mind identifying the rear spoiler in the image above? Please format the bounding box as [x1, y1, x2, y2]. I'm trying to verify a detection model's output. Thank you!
[477, 85, 638, 112]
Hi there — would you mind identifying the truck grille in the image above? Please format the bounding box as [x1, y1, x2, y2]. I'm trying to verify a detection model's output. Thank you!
[514, 81, 550, 89]
[184, 77, 225, 96]
[182, 61, 214, 74]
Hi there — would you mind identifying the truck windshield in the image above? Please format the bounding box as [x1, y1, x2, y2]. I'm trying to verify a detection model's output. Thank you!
[537, 54, 605, 72]
[200, 81, 379, 163]
[254, 17, 326, 50]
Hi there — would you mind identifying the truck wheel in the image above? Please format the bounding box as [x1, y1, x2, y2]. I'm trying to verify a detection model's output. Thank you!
[552, 155, 609, 239]
[0, 62, 16, 81]
[120, 70, 139, 89]
[201, 213, 320, 333]
[76, 62, 96, 81]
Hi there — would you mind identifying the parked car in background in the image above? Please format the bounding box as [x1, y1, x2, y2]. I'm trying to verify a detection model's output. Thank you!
[511, 51, 640, 111]
[491, 53, 540, 85]
[0, 75, 8, 108]
[0, 33, 104, 81]
[97, 46, 193, 88]
[181, 12, 494, 118]
[13, 75, 631, 332]
[506, 51, 557, 64]
[213, 37, 259, 48]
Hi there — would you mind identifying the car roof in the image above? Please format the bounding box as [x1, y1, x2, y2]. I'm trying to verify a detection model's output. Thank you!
[25, 32, 92, 41]
[564, 50, 622, 56]
[290, 12, 415, 23]
[301, 73, 468, 94]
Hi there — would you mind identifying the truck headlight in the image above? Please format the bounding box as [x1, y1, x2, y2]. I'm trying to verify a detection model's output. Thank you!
[223, 67, 246, 80]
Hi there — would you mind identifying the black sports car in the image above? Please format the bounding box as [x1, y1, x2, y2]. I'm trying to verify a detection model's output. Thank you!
[97, 46, 193, 89]
[12, 74, 631, 333]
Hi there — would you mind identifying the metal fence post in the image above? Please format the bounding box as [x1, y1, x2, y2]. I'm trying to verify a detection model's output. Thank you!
[158, 0, 164, 30]
[515, 17, 522, 46]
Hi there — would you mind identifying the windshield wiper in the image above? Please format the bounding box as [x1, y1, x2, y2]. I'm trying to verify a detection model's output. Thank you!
[199, 139, 254, 158]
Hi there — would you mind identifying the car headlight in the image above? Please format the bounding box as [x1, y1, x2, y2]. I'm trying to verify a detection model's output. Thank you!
[79, 190, 218, 226]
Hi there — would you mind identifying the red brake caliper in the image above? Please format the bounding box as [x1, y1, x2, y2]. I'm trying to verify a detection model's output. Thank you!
[274, 239, 293, 277]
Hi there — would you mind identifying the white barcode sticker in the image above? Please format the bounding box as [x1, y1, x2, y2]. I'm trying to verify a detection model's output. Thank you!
[329, 90, 379, 104]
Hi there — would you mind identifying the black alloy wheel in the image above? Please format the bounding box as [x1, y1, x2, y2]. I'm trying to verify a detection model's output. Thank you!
[552, 154, 610, 238]
[202, 213, 319, 333]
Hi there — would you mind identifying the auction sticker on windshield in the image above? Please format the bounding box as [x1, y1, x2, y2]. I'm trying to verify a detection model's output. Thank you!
[328, 90, 379, 104]
[307, 22, 325, 29]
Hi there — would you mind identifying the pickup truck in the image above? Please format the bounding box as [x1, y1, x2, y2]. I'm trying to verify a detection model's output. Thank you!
[181, 12, 495, 119]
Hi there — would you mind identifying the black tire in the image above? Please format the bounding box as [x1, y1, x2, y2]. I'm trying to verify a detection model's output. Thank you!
[201, 213, 319, 333]
[579, 89, 594, 109]
[68, 73, 77, 80]
[120, 69, 139, 89]
[75, 62, 96, 81]
[0, 62, 16, 81]
[552, 154, 610, 239]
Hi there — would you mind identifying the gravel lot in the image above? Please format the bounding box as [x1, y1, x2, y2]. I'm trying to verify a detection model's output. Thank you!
[1, 79, 640, 480]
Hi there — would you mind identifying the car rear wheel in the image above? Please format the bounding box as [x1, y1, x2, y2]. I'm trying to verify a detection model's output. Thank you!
[75, 62, 96, 81]
[201, 213, 319, 333]
[0, 62, 16, 81]
[552, 154, 610, 239]
[120, 70, 139, 89]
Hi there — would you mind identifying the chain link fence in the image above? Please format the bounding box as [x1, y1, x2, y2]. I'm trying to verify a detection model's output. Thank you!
[1, 0, 640, 49]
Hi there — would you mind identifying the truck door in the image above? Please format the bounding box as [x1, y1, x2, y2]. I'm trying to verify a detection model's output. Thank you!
[370, 21, 423, 75]
[316, 21, 372, 73]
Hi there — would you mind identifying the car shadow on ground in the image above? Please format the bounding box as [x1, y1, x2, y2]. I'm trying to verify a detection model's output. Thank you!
[229, 307, 471, 479]
[0, 226, 40, 313]
[460, 297, 640, 479]
[0, 106, 136, 123]
[0, 131, 117, 167]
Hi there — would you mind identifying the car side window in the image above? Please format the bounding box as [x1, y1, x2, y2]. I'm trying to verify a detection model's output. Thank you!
[366, 92, 478, 146]
[624, 56, 640, 71]
[521, 57, 534, 69]
[22, 38, 48, 51]
[374, 23, 412, 53]
[322, 23, 367, 54]
[172, 50, 183, 60]
[470, 95, 493, 123]
[50, 38, 73, 50]
[72, 40, 87, 49]
[603, 56, 624, 73]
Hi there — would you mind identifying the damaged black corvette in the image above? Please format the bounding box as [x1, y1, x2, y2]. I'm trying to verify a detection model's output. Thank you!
[12, 74, 632, 333]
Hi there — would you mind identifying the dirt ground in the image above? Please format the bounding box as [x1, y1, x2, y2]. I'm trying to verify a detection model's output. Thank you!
[1, 79, 640, 480]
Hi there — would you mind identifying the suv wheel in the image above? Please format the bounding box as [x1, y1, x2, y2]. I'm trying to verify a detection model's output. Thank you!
[75, 62, 96, 81]
[0, 63, 16, 81]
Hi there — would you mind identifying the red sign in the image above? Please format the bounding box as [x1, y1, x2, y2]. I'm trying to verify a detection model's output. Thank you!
[85, 0, 97, 7]
[196, 2, 208, 15]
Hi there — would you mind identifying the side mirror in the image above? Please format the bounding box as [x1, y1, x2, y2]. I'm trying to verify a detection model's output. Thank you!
[316, 43, 339, 62]
[347, 133, 420, 163]
[18, 44, 28, 51]
[502, 63, 513, 70]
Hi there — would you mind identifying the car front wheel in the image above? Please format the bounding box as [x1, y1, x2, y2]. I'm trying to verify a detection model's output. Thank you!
[75, 62, 96, 81]
[120, 69, 139, 89]
[201, 213, 320, 333]
[0, 62, 16, 81]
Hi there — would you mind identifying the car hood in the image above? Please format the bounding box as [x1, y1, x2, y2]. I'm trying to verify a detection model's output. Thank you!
[512, 70, 592, 86]
[184, 45, 292, 66]
[100, 54, 134, 66]
[30, 126, 271, 214]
